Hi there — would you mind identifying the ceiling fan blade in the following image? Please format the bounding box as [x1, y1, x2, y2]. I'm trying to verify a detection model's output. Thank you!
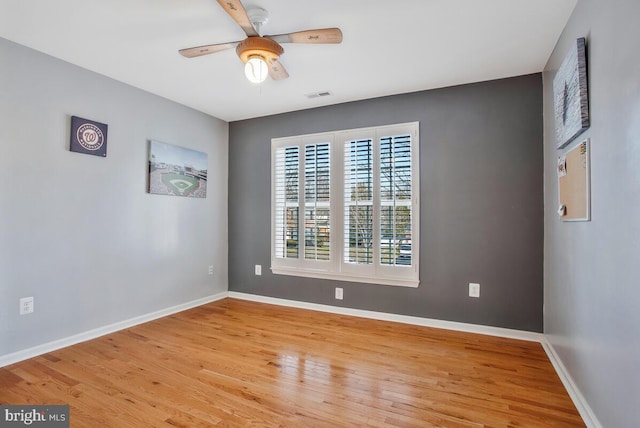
[216, 0, 259, 37]
[179, 42, 239, 58]
[268, 58, 289, 80]
[267, 28, 343, 45]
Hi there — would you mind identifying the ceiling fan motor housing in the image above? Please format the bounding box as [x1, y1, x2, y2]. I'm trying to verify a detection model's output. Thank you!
[236, 37, 284, 63]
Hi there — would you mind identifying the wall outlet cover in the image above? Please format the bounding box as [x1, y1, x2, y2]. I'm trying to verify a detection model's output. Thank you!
[20, 296, 34, 315]
[469, 283, 480, 298]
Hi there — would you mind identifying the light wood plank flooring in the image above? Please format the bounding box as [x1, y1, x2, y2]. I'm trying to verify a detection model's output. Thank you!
[0, 298, 584, 427]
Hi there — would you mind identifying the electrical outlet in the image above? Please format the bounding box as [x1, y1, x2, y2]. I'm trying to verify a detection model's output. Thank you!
[208, 265, 214, 275]
[20, 297, 34, 315]
[255, 264, 262, 276]
[469, 283, 480, 298]
[335, 287, 343, 300]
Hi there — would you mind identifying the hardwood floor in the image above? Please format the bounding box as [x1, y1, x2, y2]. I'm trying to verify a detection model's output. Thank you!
[0, 298, 584, 427]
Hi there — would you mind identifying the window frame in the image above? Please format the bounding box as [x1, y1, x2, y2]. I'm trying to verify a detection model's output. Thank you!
[271, 122, 419, 288]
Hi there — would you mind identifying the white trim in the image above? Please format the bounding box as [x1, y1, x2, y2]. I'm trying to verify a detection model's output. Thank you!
[270, 266, 419, 288]
[541, 337, 602, 428]
[228, 292, 542, 342]
[0, 292, 228, 368]
[229, 292, 600, 424]
[271, 122, 420, 287]
[1, 288, 597, 428]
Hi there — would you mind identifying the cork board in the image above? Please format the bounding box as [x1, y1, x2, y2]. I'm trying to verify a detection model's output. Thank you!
[557, 139, 590, 221]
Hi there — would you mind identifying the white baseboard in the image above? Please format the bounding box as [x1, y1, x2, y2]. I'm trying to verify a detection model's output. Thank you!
[230, 292, 603, 425]
[0, 292, 228, 368]
[541, 338, 602, 428]
[2, 289, 598, 428]
[227, 291, 544, 342]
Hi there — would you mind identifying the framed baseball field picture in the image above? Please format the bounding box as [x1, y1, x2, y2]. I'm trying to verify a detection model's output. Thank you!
[148, 140, 208, 198]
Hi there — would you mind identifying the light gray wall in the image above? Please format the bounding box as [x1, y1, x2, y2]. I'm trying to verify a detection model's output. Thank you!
[0, 38, 228, 357]
[543, 1, 640, 426]
[229, 74, 544, 332]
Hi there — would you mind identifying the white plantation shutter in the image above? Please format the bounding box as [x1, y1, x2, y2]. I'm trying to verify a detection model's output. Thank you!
[344, 139, 374, 265]
[380, 133, 412, 266]
[304, 143, 331, 261]
[272, 122, 418, 287]
[273, 146, 299, 260]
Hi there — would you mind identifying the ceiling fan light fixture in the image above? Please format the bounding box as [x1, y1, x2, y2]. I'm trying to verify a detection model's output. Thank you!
[236, 37, 284, 83]
[179, 2, 342, 82]
[244, 55, 268, 83]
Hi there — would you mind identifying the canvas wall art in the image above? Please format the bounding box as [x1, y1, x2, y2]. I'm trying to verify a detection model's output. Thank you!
[148, 140, 208, 198]
[553, 37, 590, 149]
[70, 116, 108, 157]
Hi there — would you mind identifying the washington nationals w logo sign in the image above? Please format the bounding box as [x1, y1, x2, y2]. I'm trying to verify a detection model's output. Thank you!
[70, 116, 108, 157]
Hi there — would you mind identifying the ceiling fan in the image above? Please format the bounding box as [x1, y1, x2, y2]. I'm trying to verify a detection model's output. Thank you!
[179, 0, 343, 83]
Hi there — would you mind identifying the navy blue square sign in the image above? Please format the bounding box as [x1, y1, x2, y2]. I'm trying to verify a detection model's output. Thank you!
[70, 116, 108, 157]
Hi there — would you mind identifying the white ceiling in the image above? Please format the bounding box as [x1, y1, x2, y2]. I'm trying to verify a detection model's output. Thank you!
[0, 0, 576, 122]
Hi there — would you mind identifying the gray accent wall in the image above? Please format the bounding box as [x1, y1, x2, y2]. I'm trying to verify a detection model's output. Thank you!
[0, 38, 228, 357]
[229, 74, 543, 332]
[543, 1, 640, 426]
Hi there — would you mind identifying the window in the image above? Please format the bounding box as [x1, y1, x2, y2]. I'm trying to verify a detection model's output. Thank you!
[271, 122, 419, 287]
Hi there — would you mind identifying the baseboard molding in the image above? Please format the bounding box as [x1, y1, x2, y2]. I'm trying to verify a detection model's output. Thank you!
[541, 338, 602, 428]
[227, 292, 544, 342]
[230, 292, 603, 425]
[2, 289, 598, 428]
[0, 292, 228, 368]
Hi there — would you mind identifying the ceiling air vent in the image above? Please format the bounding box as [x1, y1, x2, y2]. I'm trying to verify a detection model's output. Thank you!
[305, 90, 332, 99]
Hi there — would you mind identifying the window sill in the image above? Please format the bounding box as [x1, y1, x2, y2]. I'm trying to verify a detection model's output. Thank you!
[271, 266, 419, 288]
